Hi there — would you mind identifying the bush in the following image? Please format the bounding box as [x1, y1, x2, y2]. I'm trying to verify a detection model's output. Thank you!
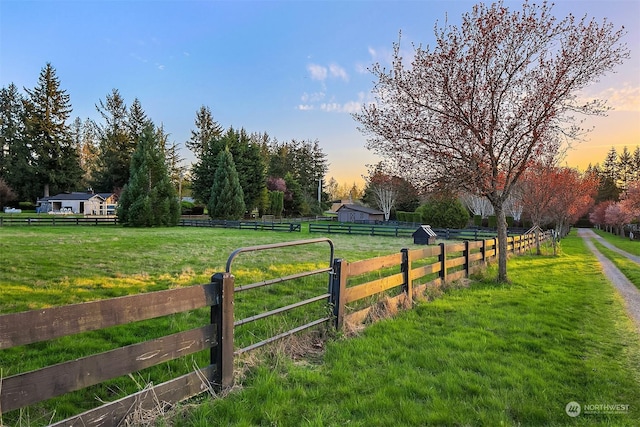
[473, 215, 482, 227]
[416, 198, 469, 229]
[488, 215, 497, 228]
[181, 201, 195, 215]
[506, 216, 514, 228]
[396, 211, 422, 224]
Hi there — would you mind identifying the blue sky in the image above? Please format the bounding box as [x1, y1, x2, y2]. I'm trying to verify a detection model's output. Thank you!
[1, 0, 638, 185]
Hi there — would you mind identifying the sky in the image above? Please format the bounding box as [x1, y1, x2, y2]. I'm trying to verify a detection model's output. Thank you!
[1, 0, 638, 186]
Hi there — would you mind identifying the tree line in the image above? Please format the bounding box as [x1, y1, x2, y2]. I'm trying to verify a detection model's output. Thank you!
[0, 63, 330, 220]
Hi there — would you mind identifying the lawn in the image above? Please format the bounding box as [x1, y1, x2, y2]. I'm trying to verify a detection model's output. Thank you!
[593, 240, 640, 290]
[1, 227, 639, 426]
[593, 228, 640, 256]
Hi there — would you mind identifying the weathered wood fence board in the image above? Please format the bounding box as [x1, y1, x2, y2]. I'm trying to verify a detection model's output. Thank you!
[1, 325, 216, 412]
[0, 284, 218, 349]
[347, 253, 403, 277]
[49, 365, 216, 427]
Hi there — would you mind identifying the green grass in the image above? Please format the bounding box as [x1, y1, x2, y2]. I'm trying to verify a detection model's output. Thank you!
[593, 240, 640, 290]
[166, 233, 640, 426]
[2, 227, 639, 426]
[593, 228, 640, 256]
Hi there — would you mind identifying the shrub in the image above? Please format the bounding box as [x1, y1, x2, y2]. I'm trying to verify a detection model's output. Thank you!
[416, 198, 470, 229]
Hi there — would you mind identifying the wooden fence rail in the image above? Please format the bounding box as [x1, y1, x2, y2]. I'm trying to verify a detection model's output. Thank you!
[0, 231, 550, 425]
[0, 216, 119, 226]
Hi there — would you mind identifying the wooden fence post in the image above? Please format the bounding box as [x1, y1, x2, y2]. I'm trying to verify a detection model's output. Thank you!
[482, 239, 487, 264]
[439, 242, 447, 283]
[330, 258, 347, 330]
[210, 272, 235, 389]
[464, 241, 470, 277]
[401, 248, 412, 305]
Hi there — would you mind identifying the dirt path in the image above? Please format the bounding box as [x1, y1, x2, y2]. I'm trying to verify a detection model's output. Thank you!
[577, 228, 640, 332]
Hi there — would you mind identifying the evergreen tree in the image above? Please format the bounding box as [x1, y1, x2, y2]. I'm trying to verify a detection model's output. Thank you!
[93, 89, 132, 192]
[191, 140, 218, 204]
[617, 146, 633, 190]
[208, 148, 245, 220]
[117, 123, 180, 227]
[603, 147, 619, 184]
[128, 98, 150, 144]
[265, 138, 328, 211]
[23, 63, 82, 197]
[225, 128, 266, 212]
[186, 105, 223, 159]
[633, 147, 640, 181]
[269, 190, 284, 217]
[191, 127, 266, 210]
[0, 83, 33, 201]
[77, 118, 100, 190]
[283, 172, 304, 216]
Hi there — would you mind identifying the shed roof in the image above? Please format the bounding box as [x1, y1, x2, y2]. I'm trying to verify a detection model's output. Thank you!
[336, 204, 384, 215]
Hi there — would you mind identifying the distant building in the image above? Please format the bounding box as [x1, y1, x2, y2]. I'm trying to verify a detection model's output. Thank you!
[36, 192, 117, 216]
[336, 204, 385, 223]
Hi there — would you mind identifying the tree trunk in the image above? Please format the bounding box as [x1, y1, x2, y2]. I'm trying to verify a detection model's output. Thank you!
[494, 204, 508, 282]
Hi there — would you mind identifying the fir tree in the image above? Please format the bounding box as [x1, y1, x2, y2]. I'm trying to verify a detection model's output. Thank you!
[186, 105, 223, 159]
[208, 148, 245, 220]
[24, 63, 82, 197]
[0, 83, 33, 201]
[94, 89, 132, 192]
[117, 123, 180, 227]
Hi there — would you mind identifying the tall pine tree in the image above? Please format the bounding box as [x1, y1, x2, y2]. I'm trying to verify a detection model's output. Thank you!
[117, 123, 180, 227]
[186, 105, 223, 159]
[94, 89, 133, 192]
[0, 83, 32, 201]
[208, 148, 245, 220]
[23, 63, 82, 198]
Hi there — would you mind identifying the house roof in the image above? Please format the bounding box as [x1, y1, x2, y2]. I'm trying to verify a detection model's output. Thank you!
[39, 192, 109, 202]
[336, 204, 384, 215]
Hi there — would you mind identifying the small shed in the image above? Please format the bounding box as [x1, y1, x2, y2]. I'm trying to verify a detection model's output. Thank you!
[412, 225, 438, 245]
[336, 204, 385, 223]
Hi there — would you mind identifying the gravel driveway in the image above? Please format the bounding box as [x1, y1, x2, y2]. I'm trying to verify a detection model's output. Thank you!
[578, 228, 640, 332]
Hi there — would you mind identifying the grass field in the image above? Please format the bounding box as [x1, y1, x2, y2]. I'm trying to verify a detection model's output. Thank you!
[1, 226, 639, 426]
[593, 228, 640, 256]
[593, 240, 640, 291]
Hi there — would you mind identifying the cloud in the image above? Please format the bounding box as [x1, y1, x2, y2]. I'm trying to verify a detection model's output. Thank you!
[579, 83, 640, 112]
[307, 63, 349, 82]
[320, 101, 361, 114]
[157, 64, 165, 71]
[598, 84, 640, 112]
[308, 64, 328, 81]
[329, 64, 349, 81]
[301, 91, 325, 103]
[299, 92, 372, 114]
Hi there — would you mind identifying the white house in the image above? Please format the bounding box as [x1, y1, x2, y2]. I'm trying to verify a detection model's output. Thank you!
[37, 192, 117, 215]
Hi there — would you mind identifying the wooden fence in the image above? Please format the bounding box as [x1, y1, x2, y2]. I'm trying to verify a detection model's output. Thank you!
[309, 222, 526, 241]
[0, 232, 549, 425]
[0, 216, 119, 226]
[179, 218, 302, 232]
